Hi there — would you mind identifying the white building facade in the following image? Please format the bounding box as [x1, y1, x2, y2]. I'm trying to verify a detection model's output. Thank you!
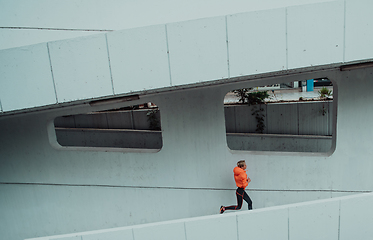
[1, 1, 373, 239]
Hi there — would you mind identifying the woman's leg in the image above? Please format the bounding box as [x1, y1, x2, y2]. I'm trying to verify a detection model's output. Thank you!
[243, 190, 253, 210]
[223, 188, 244, 211]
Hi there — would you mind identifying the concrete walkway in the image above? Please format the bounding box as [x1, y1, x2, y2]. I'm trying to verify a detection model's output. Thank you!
[26, 192, 373, 240]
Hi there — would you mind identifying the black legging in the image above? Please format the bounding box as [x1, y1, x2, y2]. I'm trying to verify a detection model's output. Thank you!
[225, 187, 252, 210]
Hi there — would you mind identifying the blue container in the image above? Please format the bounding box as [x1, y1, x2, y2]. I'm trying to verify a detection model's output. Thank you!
[307, 79, 314, 92]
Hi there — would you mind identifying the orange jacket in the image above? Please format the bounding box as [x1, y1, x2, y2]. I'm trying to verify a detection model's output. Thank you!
[233, 166, 248, 189]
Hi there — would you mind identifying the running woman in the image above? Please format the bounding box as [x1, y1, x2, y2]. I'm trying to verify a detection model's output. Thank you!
[220, 160, 252, 213]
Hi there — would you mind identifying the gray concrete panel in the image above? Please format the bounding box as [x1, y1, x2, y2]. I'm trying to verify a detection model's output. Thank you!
[287, 1, 344, 68]
[345, 0, 373, 62]
[132, 110, 151, 130]
[227, 133, 332, 152]
[237, 208, 288, 240]
[184, 215, 237, 240]
[0, 43, 57, 111]
[107, 25, 171, 94]
[55, 128, 162, 149]
[83, 229, 134, 240]
[73, 114, 108, 129]
[166, 16, 228, 85]
[233, 105, 258, 133]
[106, 111, 134, 129]
[48, 35, 113, 103]
[328, 101, 333, 136]
[339, 194, 373, 240]
[133, 222, 185, 240]
[266, 103, 298, 134]
[298, 101, 331, 135]
[227, 8, 287, 76]
[224, 106, 236, 133]
[54, 115, 76, 128]
[289, 200, 340, 240]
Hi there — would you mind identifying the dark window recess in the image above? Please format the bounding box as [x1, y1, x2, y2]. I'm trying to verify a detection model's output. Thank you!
[54, 102, 162, 150]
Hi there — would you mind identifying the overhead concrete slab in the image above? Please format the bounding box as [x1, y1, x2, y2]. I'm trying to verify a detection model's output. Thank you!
[166, 16, 229, 85]
[287, 1, 344, 69]
[106, 25, 171, 94]
[345, 0, 373, 62]
[227, 8, 287, 76]
[0, 43, 56, 112]
[48, 34, 113, 103]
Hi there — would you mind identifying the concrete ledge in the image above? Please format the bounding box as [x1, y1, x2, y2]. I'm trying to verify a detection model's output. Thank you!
[237, 207, 288, 240]
[184, 214, 237, 240]
[26, 193, 373, 240]
[227, 133, 332, 152]
[339, 193, 373, 240]
[289, 200, 340, 240]
[133, 221, 185, 240]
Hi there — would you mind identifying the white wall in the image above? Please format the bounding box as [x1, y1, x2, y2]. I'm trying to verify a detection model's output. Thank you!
[0, 0, 335, 50]
[25, 193, 373, 240]
[2, 0, 373, 114]
[1, 1, 373, 240]
[1, 66, 373, 240]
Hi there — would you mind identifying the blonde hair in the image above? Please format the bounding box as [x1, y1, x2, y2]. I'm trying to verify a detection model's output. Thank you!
[237, 160, 246, 168]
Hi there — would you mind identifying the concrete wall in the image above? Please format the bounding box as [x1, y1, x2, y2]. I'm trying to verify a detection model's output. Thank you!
[55, 101, 332, 134]
[25, 193, 373, 240]
[55, 128, 163, 150]
[0, 0, 334, 50]
[227, 133, 332, 152]
[54, 101, 332, 151]
[1, 0, 373, 114]
[55, 129, 331, 152]
[1, 67, 373, 240]
[225, 101, 333, 135]
[54, 109, 158, 130]
[1, 1, 373, 239]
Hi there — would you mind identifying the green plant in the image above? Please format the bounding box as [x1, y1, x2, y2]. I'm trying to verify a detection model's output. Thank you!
[233, 89, 269, 133]
[233, 88, 251, 103]
[251, 105, 265, 133]
[246, 91, 270, 106]
[318, 87, 333, 99]
[147, 109, 161, 130]
[247, 91, 268, 133]
[319, 103, 327, 116]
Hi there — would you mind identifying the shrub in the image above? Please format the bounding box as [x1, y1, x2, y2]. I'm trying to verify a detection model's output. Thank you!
[318, 87, 333, 99]
[233, 88, 251, 104]
[246, 91, 269, 106]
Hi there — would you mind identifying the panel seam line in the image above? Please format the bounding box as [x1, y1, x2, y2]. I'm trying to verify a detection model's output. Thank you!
[343, 0, 346, 63]
[105, 34, 115, 95]
[225, 15, 231, 78]
[165, 25, 173, 86]
[47, 42, 59, 103]
[285, 8, 289, 70]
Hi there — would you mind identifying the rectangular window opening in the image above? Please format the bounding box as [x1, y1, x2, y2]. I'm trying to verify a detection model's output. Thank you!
[224, 78, 334, 153]
[53, 102, 162, 151]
